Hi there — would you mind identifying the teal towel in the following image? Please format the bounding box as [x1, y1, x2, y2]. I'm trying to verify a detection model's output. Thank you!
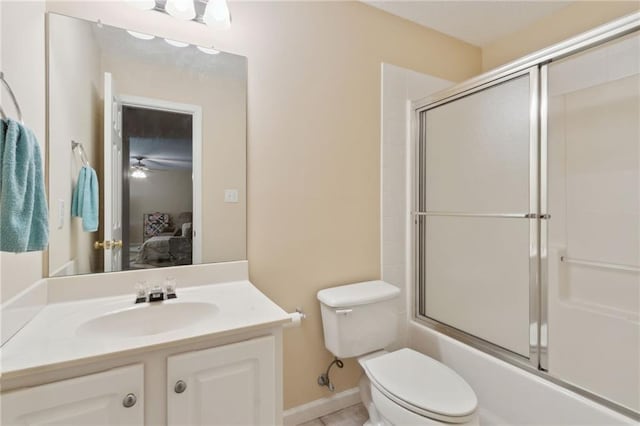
[0, 119, 49, 252]
[71, 165, 99, 232]
[70, 167, 85, 217]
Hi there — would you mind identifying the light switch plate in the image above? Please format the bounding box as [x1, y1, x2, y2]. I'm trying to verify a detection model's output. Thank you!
[224, 189, 239, 203]
[58, 199, 65, 229]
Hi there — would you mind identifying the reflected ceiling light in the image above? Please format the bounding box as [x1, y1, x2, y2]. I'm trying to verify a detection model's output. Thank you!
[130, 0, 156, 11]
[165, 0, 196, 20]
[203, 0, 231, 30]
[131, 158, 149, 179]
[127, 30, 155, 40]
[165, 38, 190, 47]
[131, 169, 147, 179]
[196, 46, 220, 55]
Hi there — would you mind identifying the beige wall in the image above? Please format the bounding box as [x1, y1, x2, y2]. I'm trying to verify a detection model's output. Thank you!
[3, 0, 481, 407]
[129, 170, 193, 244]
[229, 2, 479, 408]
[48, 14, 102, 276]
[482, 1, 640, 71]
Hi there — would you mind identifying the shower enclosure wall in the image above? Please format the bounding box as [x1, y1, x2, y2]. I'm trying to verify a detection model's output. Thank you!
[413, 14, 639, 418]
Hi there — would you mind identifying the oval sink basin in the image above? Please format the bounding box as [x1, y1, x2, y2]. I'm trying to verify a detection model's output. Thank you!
[76, 302, 218, 338]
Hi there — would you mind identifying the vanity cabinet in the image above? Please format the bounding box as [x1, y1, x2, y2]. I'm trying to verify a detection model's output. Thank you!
[0, 280, 287, 425]
[0, 364, 144, 425]
[1, 333, 282, 426]
[167, 335, 276, 426]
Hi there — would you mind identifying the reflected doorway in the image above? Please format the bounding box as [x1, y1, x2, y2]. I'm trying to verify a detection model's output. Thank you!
[122, 105, 195, 270]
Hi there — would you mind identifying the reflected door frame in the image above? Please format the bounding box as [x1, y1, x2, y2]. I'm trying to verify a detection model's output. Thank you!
[119, 95, 203, 265]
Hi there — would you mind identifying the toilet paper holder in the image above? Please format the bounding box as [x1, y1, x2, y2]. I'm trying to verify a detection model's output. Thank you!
[284, 308, 307, 328]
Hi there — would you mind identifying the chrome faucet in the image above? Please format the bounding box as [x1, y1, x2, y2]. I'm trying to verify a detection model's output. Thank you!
[135, 280, 178, 304]
[148, 285, 165, 303]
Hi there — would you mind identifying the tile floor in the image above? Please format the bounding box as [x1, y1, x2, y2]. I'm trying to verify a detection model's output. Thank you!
[298, 403, 369, 426]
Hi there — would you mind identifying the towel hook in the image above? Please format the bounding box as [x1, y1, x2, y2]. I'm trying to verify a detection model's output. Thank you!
[72, 140, 90, 167]
[0, 71, 24, 124]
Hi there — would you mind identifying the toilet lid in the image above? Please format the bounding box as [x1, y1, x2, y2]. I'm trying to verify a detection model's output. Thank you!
[363, 349, 478, 419]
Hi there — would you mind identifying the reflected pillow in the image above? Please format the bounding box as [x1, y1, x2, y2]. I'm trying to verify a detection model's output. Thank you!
[182, 222, 192, 239]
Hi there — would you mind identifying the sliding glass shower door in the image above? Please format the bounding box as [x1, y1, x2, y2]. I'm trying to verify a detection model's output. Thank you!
[416, 68, 540, 361]
[414, 25, 639, 416]
[544, 31, 640, 413]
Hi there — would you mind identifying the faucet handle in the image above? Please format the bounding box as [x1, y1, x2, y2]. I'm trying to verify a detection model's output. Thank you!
[134, 282, 148, 304]
[164, 278, 177, 299]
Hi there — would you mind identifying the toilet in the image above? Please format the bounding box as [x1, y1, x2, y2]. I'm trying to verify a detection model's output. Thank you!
[317, 280, 479, 426]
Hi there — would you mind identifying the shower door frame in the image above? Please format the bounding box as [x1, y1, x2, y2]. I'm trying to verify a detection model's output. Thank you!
[413, 66, 541, 367]
[411, 11, 640, 419]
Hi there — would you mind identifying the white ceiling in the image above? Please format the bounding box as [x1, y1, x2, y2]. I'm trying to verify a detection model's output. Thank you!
[364, 1, 572, 46]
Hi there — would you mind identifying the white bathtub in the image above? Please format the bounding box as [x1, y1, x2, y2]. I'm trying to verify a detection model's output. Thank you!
[408, 322, 636, 425]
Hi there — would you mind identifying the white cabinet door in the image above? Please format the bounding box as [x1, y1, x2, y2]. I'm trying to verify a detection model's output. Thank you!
[167, 336, 276, 426]
[1, 364, 144, 426]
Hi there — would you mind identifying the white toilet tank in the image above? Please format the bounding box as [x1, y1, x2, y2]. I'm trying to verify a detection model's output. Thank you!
[317, 281, 400, 358]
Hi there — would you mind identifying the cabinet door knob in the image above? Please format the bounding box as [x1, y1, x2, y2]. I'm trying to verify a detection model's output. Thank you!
[174, 380, 187, 393]
[122, 393, 137, 408]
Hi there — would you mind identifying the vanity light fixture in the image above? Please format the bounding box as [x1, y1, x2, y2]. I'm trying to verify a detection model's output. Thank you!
[127, 30, 156, 40]
[165, 38, 190, 47]
[165, 0, 196, 21]
[203, 0, 231, 30]
[128, 0, 232, 29]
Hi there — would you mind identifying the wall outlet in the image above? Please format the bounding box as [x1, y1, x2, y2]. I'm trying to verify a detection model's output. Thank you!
[224, 189, 239, 203]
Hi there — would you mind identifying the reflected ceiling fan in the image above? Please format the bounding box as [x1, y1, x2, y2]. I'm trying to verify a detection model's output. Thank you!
[130, 156, 153, 179]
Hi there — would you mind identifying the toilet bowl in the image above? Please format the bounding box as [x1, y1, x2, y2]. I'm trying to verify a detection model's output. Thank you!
[317, 281, 479, 426]
[359, 349, 479, 425]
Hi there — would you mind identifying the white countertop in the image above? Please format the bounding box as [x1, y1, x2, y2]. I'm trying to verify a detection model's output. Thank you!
[0, 281, 289, 379]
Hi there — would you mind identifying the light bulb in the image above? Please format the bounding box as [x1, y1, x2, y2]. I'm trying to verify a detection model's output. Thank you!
[196, 46, 220, 55]
[165, 0, 196, 20]
[203, 0, 231, 29]
[165, 38, 189, 47]
[132, 169, 147, 179]
[127, 30, 155, 40]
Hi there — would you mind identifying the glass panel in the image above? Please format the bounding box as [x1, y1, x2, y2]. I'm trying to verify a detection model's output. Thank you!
[424, 75, 531, 213]
[423, 216, 531, 357]
[546, 32, 640, 413]
[418, 73, 534, 359]
[47, 14, 247, 277]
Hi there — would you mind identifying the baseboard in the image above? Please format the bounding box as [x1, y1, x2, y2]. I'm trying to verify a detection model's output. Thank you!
[283, 387, 361, 426]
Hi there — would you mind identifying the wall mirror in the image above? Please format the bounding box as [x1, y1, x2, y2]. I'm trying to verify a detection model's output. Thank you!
[47, 13, 247, 277]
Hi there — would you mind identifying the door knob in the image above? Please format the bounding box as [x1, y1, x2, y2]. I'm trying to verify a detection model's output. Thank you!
[174, 380, 187, 393]
[122, 393, 137, 408]
[94, 240, 123, 250]
[94, 240, 112, 250]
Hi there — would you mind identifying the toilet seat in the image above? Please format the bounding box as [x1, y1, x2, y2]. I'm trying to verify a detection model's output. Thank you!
[361, 349, 478, 424]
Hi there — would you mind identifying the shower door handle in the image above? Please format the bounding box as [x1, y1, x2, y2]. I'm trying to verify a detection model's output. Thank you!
[413, 211, 548, 219]
[525, 213, 551, 219]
